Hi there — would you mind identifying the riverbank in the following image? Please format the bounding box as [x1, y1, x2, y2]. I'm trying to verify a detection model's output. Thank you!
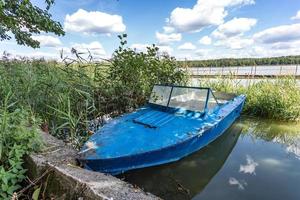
[1, 42, 299, 198]
[23, 131, 159, 200]
[179, 55, 300, 67]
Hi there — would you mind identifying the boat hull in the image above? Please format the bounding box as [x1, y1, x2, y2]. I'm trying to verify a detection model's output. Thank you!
[80, 95, 246, 175]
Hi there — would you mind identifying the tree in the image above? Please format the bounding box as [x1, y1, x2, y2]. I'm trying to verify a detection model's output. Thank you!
[0, 0, 64, 48]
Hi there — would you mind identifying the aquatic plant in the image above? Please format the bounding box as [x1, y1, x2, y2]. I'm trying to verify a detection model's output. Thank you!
[200, 77, 300, 121]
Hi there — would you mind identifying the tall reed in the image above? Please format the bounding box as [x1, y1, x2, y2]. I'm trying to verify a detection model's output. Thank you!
[200, 77, 300, 121]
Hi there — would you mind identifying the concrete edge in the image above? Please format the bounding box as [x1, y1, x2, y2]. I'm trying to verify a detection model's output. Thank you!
[24, 131, 160, 200]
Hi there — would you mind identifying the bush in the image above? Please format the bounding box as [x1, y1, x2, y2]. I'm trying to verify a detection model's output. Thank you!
[0, 93, 41, 199]
[109, 34, 187, 109]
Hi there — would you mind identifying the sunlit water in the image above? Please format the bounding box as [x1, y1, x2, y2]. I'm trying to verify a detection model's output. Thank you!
[119, 117, 300, 200]
[186, 65, 300, 76]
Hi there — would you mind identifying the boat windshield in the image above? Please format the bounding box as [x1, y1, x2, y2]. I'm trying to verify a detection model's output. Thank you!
[149, 85, 220, 113]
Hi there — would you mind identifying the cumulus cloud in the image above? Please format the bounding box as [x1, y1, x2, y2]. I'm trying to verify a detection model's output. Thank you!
[31, 35, 62, 47]
[253, 23, 300, 44]
[5, 50, 59, 60]
[199, 36, 212, 45]
[229, 177, 247, 190]
[130, 43, 151, 52]
[178, 42, 196, 50]
[291, 10, 300, 20]
[248, 45, 300, 58]
[195, 49, 211, 56]
[271, 40, 300, 50]
[163, 26, 175, 33]
[157, 45, 173, 55]
[64, 9, 126, 34]
[261, 158, 283, 166]
[239, 155, 259, 175]
[214, 37, 253, 49]
[156, 32, 182, 45]
[167, 0, 255, 32]
[212, 17, 257, 39]
[130, 43, 173, 54]
[286, 144, 300, 160]
[71, 41, 106, 56]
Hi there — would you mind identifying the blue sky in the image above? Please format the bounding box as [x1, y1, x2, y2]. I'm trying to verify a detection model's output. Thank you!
[2, 0, 300, 60]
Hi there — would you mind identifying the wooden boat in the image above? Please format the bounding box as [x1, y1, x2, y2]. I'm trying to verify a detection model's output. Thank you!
[79, 85, 246, 175]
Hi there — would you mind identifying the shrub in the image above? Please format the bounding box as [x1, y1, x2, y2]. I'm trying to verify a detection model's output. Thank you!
[0, 93, 41, 199]
[109, 34, 187, 109]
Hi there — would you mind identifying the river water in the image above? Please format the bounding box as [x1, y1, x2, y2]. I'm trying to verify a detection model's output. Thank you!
[186, 65, 300, 76]
[120, 117, 300, 200]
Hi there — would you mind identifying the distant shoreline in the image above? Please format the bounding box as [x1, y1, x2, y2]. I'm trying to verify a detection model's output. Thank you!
[178, 55, 300, 68]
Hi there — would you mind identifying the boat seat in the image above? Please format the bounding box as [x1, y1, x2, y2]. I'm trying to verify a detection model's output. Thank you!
[133, 110, 175, 128]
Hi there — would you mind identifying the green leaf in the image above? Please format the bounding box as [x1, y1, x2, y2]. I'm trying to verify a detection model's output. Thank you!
[32, 187, 41, 200]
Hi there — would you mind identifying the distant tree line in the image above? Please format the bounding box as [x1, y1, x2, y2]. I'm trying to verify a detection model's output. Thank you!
[179, 55, 300, 67]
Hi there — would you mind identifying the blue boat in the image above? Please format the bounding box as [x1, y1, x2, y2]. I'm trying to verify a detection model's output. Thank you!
[79, 85, 246, 175]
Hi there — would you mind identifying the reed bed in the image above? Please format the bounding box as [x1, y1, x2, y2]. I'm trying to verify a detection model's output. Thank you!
[200, 77, 300, 121]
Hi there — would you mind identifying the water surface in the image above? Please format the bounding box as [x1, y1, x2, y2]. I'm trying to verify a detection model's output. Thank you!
[187, 65, 300, 76]
[120, 117, 300, 200]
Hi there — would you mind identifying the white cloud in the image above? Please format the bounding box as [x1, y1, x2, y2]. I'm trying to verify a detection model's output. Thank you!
[195, 49, 210, 56]
[168, 0, 255, 32]
[215, 37, 253, 49]
[157, 45, 173, 55]
[64, 9, 126, 34]
[178, 42, 196, 50]
[163, 26, 175, 33]
[271, 40, 300, 50]
[212, 17, 257, 39]
[261, 158, 283, 166]
[286, 144, 300, 160]
[229, 177, 247, 190]
[291, 10, 300, 20]
[239, 155, 259, 175]
[248, 45, 300, 58]
[31, 35, 62, 47]
[199, 36, 212, 45]
[130, 43, 151, 52]
[156, 32, 182, 45]
[130, 43, 173, 55]
[6, 50, 59, 60]
[253, 23, 300, 44]
[71, 41, 106, 56]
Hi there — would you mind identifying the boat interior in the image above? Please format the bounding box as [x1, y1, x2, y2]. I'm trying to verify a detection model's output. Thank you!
[133, 85, 238, 128]
[149, 85, 237, 112]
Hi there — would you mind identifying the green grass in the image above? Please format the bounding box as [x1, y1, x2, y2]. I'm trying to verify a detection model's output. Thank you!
[200, 77, 300, 121]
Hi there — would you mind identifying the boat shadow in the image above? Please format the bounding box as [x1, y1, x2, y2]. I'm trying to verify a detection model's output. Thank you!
[119, 123, 243, 200]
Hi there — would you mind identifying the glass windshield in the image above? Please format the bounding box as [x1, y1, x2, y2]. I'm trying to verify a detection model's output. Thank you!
[168, 87, 208, 112]
[149, 85, 220, 112]
[207, 90, 219, 113]
[149, 85, 172, 106]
